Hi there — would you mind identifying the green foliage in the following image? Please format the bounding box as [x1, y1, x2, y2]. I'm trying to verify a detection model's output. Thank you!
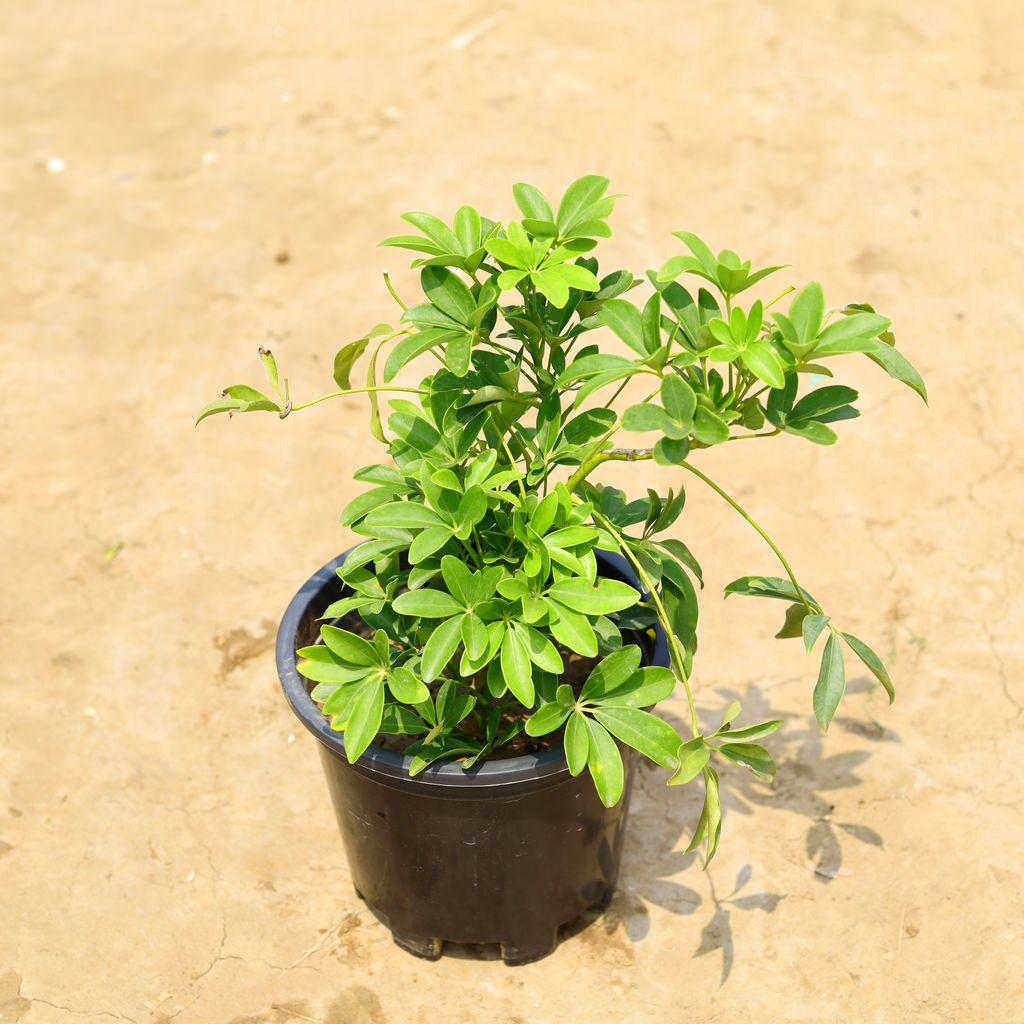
[199, 176, 924, 864]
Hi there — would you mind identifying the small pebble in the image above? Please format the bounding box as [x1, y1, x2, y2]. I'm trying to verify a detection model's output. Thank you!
[201, 151, 217, 166]
[185, 870, 196, 883]
[287, 733, 296, 744]
[45, 156, 67, 174]
[381, 105, 402, 124]
[84, 707, 97, 718]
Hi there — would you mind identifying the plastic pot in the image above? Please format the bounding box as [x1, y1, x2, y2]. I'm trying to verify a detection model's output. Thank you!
[276, 547, 669, 965]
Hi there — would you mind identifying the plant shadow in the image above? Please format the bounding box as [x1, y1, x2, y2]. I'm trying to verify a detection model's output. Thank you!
[615, 678, 898, 984]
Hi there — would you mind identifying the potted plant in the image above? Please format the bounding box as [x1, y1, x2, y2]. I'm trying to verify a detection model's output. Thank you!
[198, 176, 925, 964]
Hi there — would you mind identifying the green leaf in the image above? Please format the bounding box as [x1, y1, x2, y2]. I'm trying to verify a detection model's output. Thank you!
[669, 737, 710, 785]
[392, 589, 465, 618]
[195, 397, 247, 424]
[725, 575, 817, 606]
[525, 700, 572, 737]
[840, 632, 895, 703]
[220, 385, 278, 408]
[654, 436, 691, 465]
[380, 234, 443, 256]
[420, 615, 464, 681]
[716, 719, 783, 742]
[662, 573, 698, 648]
[672, 231, 717, 273]
[258, 347, 280, 392]
[387, 665, 430, 704]
[789, 281, 825, 342]
[661, 374, 696, 427]
[813, 632, 846, 730]
[401, 211, 461, 251]
[363, 501, 443, 530]
[460, 613, 488, 660]
[775, 602, 808, 639]
[740, 341, 786, 389]
[518, 623, 564, 674]
[865, 339, 928, 403]
[485, 235, 530, 270]
[548, 578, 639, 615]
[783, 419, 838, 445]
[687, 766, 723, 864]
[802, 613, 830, 652]
[717, 742, 776, 782]
[532, 267, 570, 307]
[557, 352, 635, 384]
[445, 333, 472, 376]
[791, 385, 858, 422]
[383, 327, 456, 382]
[513, 182, 554, 222]
[564, 711, 590, 775]
[421, 266, 476, 325]
[580, 645, 643, 701]
[593, 707, 681, 769]
[296, 656, 367, 684]
[556, 175, 609, 232]
[814, 312, 890, 354]
[599, 299, 646, 355]
[320, 625, 379, 666]
[500, 625, 535, 707]
[597, 665, 676, 708]
[342, 679, 384, 763]
[585, 718, 625, 807]
[548, 603, 599, 657]
[657, 538, 704, 587]
[379, 703, 429, 735]
[408, 526, 451, 564]
[333, 337, 369, 389]
[622, 403, 674, 433]
[692, 406, 730, 445]
[456, 485, 488, 532]
[451, 205, 482, 253]
[549, 263, 601, 292]
[640, 291, 662, 355]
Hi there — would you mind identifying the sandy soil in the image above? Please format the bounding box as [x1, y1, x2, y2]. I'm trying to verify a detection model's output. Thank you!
[2, 1, 1022, 1021]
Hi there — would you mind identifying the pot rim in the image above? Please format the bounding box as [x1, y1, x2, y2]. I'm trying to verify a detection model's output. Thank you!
[276, 546, 670, 788]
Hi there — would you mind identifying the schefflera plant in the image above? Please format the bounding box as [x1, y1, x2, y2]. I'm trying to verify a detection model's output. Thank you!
[199, 176, 925, 862]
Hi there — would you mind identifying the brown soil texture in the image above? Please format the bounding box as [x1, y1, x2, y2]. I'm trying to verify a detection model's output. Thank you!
[2, 2, 1022, 1022]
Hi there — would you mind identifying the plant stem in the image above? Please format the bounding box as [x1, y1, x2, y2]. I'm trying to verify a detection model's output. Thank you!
[764, 284, 795, 310]
[565, 383, 662, 491]
[383, 272, 408, 311]
[728, 428, 781, 442]
[290, 385, 427, 412]
[592, 512, 700, 738]
[676, 461, 815, 612]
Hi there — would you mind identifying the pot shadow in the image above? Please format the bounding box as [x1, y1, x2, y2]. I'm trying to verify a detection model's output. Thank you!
[613, 677, 898, 984]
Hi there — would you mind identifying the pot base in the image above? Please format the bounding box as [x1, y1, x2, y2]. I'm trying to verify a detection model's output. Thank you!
[357, 885, 614, 965]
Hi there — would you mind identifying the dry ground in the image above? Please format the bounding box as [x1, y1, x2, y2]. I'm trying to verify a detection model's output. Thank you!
[2, 1, 1022, 1021]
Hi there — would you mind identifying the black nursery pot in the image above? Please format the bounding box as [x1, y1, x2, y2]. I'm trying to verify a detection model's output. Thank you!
[276, 547, 669, 965]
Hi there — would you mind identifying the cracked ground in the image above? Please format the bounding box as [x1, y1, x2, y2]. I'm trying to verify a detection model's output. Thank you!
[2, 2, 1022, 1021]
